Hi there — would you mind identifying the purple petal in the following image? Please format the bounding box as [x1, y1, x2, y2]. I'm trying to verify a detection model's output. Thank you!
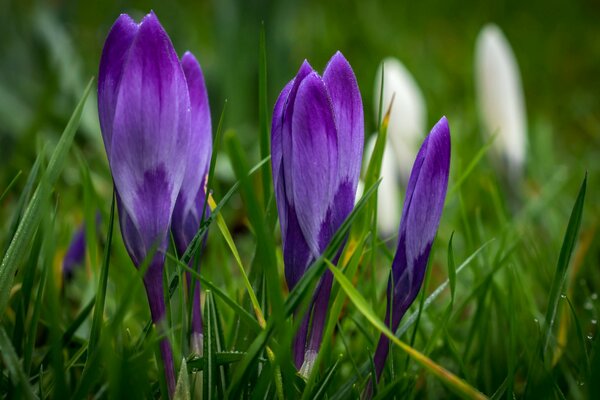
[176, 52, 212, 219]
[374, 116, 451, 380]
[62, 224, 86, 280]
[109, 12, 190, 261]
[322, 51, 364, 191]
[98, 14, 138, 156]
[271, 80, 293, 242]
[172, 51, 212, 254]
[283, 207, 313, 290]
[281, 61, 315, 212]
[289, 73, 338, 258]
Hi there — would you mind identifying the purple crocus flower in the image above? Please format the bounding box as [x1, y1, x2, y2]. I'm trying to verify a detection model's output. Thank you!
[171, 51, 212, 356]
[271, 52, 364, 374]
[62, 223, 86, 282]
[62, 213, 102, 282]
[373, 116, 451, 381]
[98, 12, 191, 395]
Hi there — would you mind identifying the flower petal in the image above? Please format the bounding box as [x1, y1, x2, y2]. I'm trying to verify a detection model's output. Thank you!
[392, 116, 451, 324]
[178, 51, 212, 216]
[322, 51, 364, 190]
[475, 24, 527, 179]
[172, 51, 212, 253]
[374, 57, 427, 182]
[98, 14, 138, 156]
[290, 72, 338, 258]
[110, 12, 190, 258]
[271, 80, 293, 242]
[281, 61, 315, 210]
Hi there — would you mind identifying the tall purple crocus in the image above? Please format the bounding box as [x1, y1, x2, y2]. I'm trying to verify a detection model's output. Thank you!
[271, 52, 364, 374]
[373, 116, 451, 381]
[98, 12, 191, 395]
[171, 51, 212, 356]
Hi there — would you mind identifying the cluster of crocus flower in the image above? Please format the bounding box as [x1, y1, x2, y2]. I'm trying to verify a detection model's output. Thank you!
[271, 52, 364, 374]
[98, 12, 211, 395]
[98, 9, 452, 395]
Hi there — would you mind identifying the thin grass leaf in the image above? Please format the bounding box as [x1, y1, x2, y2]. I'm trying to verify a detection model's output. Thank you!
[187, 352, 249, 371]
[311, 355, 342, 400]
[258, 22, 271, 209]
[0, 78, 93, 318]
[87, 192, 115, 357]
[72, 246, 157, 398]
[174, 358, 190, 400]
[227, 180, 381, 397]
[224, 130, 283, 321]
[301, 233, 370, 399]
[328, 262, 487, 400]
[44, 208, 67, 399]
[4, 154, 42, 254]
[0, 327, 37, 400]
[542, 174, 587, 354]
[12, 231, 42, 358]
[23, 254, 48, 375]
[448, 136, 495, 197]
[208, 288, 228, 398]
[211, 198, 265, 326]
[0, 170, 22, 202]
[203, 291, 216, 400]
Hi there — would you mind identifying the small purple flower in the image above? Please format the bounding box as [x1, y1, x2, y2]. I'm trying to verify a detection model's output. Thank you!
[373, 116, 451, 381]
[62, 213, 102, 282]
[98, 12, 191, 395]
[171, 51, 212, 356]
[62, 223, 86, 282]
[271, 52, 364, 373]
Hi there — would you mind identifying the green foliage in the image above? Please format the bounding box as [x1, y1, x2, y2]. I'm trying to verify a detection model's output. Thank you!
[0, 3, 598, 400]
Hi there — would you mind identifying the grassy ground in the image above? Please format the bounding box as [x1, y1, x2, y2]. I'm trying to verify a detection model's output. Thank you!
[0, 0, 599, 398]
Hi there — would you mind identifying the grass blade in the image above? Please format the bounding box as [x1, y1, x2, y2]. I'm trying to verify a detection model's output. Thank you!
[542, 174, 587, 354]
[87, 192, 115, 356]
[0, 327, 37, 400]
[0, 78, 94, 318]
[328, 261, 487, 400]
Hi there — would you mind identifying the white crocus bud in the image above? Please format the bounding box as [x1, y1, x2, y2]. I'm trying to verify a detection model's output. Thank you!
[374, 57, 427, 183]
[475, 24, 527, 181]
[361, 135, 402, 238]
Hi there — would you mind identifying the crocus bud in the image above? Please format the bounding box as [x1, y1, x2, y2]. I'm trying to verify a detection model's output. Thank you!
[171, 51, 212, 356]
[373, 117, 451, 381]
[62, 213, 102, 282]
[62, 223, 86, 282]
[362, 135, 402, 238]
[374, 57, 427, 183]
[475, 24, 527, 182]
[271, 52, 364, 373]
[98, 12, 191, 395]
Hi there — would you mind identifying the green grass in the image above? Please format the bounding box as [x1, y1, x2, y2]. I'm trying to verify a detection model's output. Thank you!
[1, 2, 599, 399]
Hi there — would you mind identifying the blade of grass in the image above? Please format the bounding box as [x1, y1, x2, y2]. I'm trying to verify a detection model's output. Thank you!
[258, 22, 271, 209]
[202, 291, 216, 400]
[224, 130, 283, 321]
[0, 170, 22, 202]
[328, 261, 487, 400]
[210, 196, 265, 327]
[0, 78, 93, 318]
[87, 192, 115, 356]
[0, 327, 37, 400]
[227, 179, 381, 397]
[542, 174, 587, 354]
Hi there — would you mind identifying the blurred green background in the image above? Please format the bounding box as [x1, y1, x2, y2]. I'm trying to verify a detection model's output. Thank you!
[2, 0, 599, 168]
